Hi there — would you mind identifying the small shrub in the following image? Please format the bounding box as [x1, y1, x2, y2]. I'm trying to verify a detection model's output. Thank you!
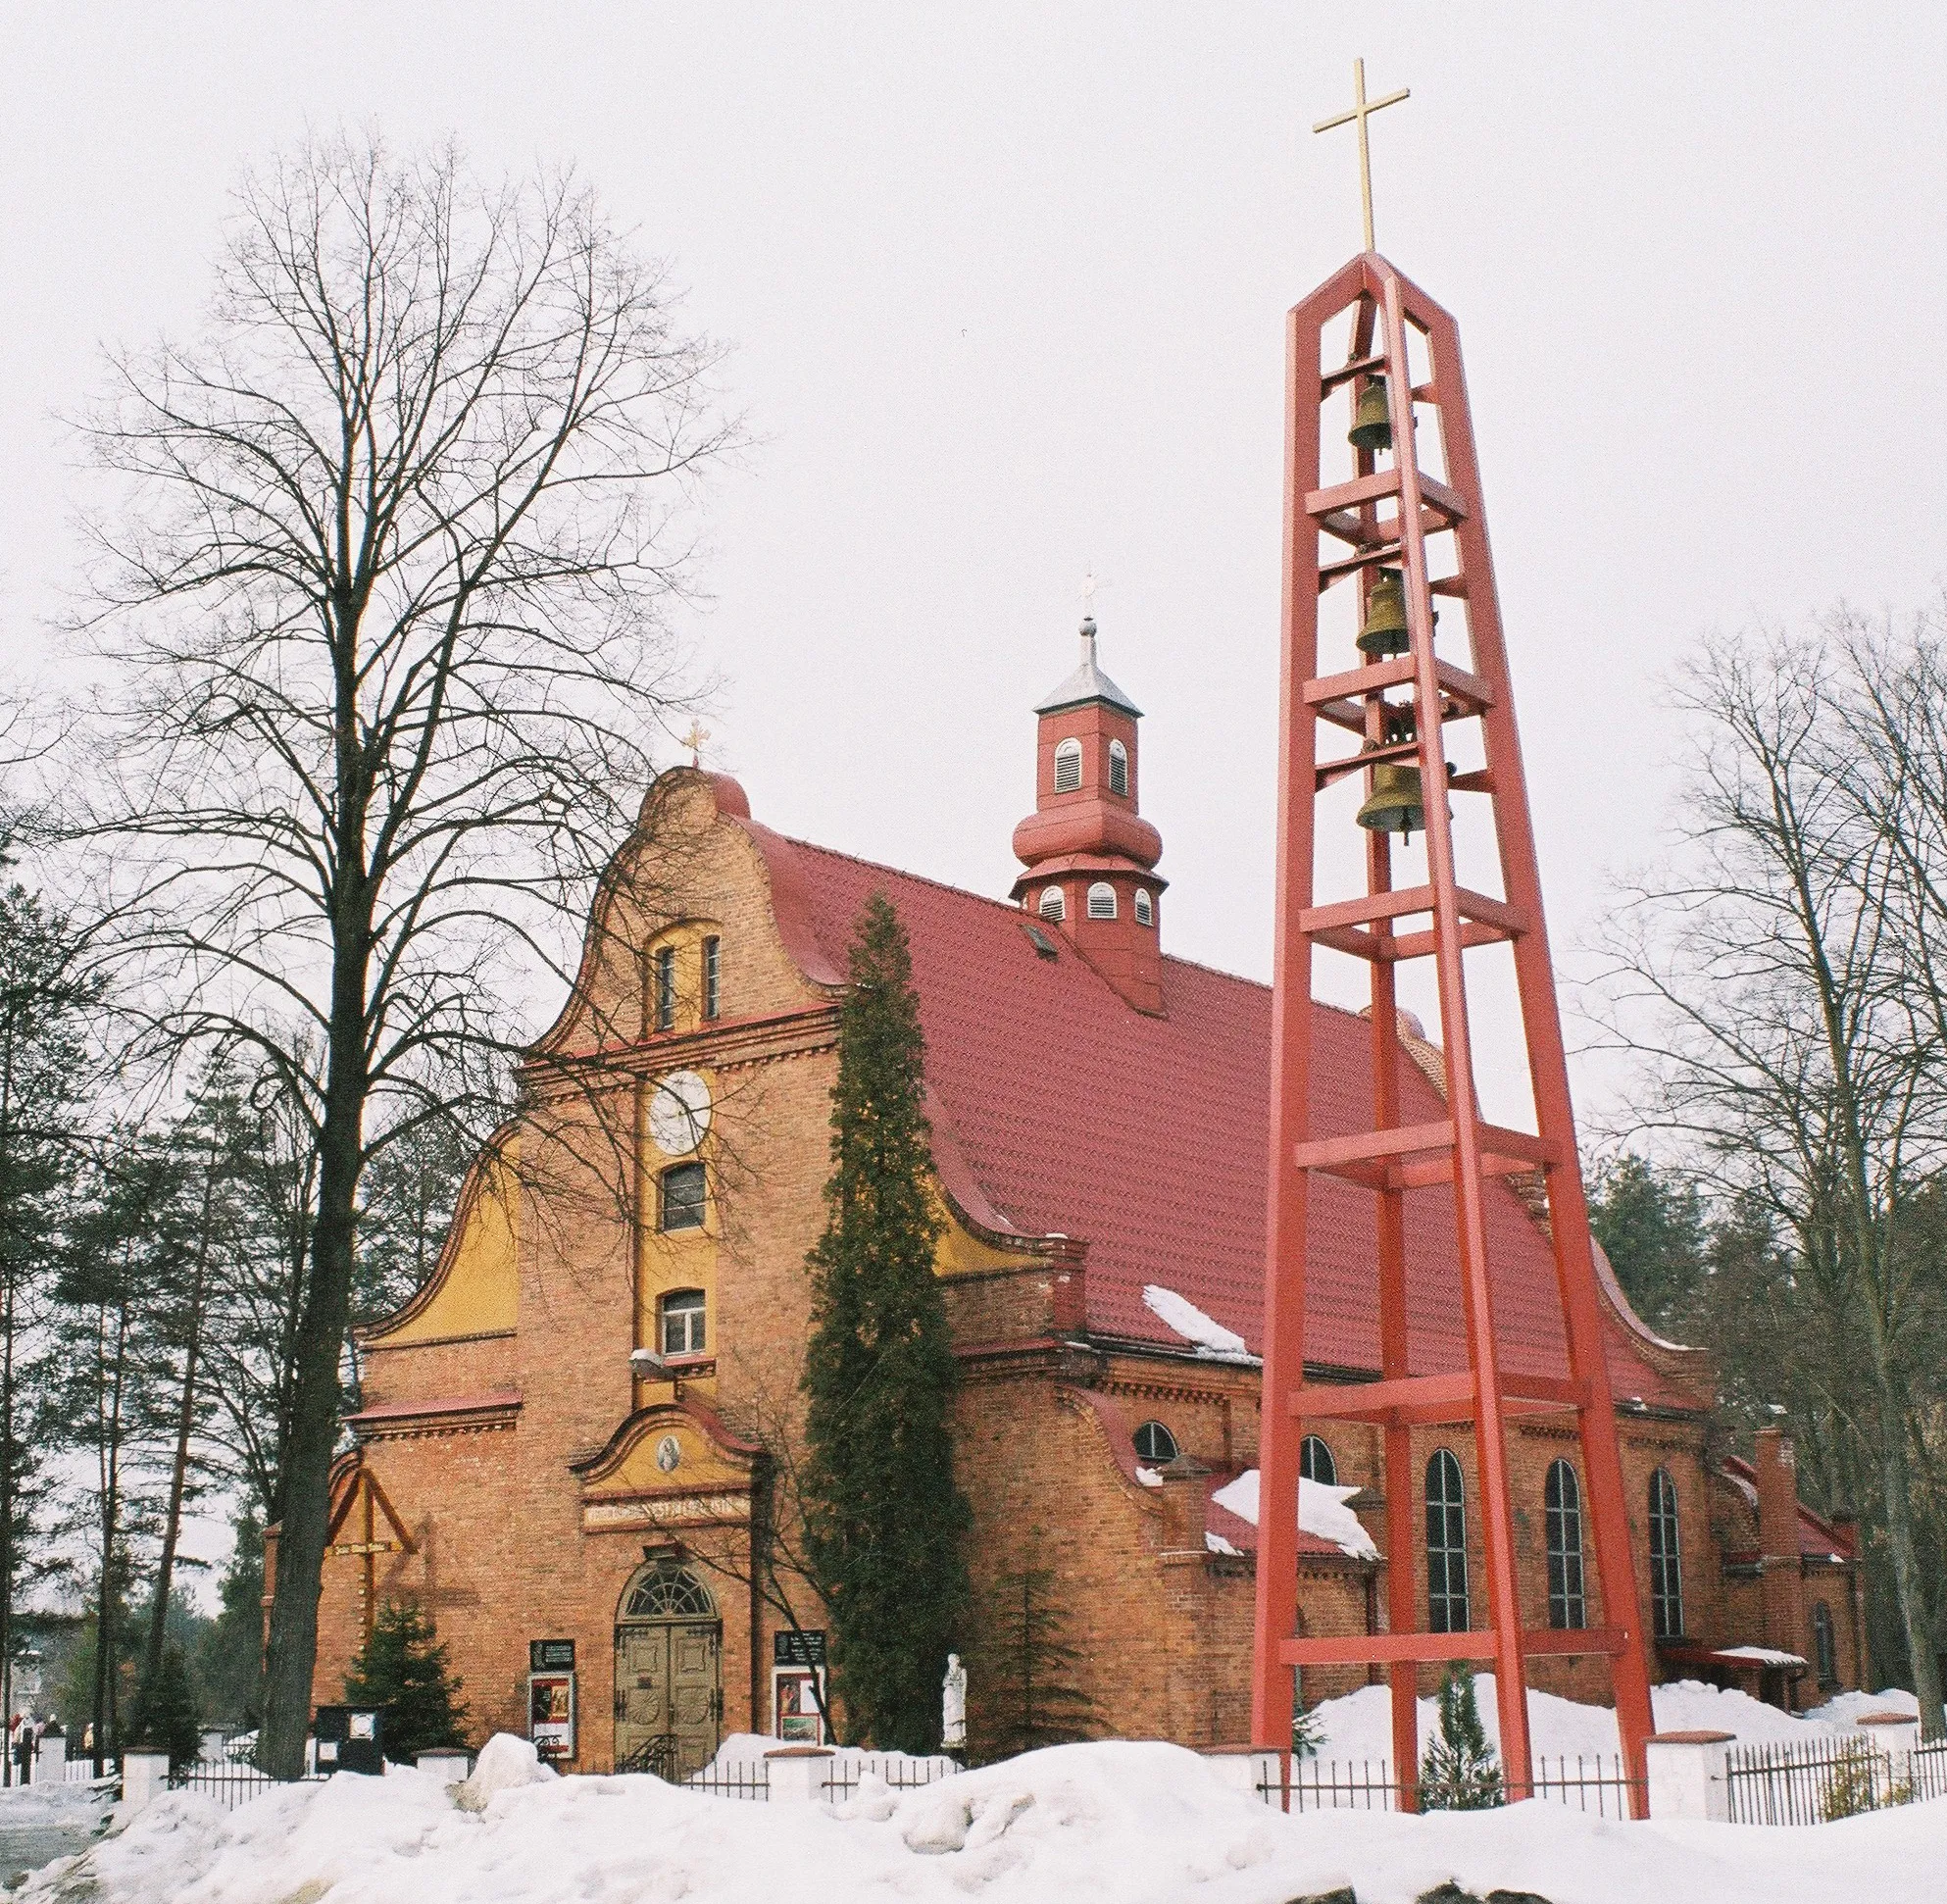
[1419, 1664, 1503, 1811]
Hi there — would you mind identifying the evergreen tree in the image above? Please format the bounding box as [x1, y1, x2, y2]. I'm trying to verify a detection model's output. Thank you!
[194, 1510, 266, 1727]
[1419, 1664, 1503, 1810]
[799, 894, 972, 1752]
[130, 1641, 201, 1777]
[1587, 1153, 1709, 1334]
[342, 1600, 468, 1761]
[973, 1564, 1098, 1760]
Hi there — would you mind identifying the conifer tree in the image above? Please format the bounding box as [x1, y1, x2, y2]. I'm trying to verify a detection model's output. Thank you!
[973, 1564, 1098, 1760]
[341, 1601, 469, 1761]
[1418, 1663, 1504, 1809]
[800, 894, 971, 1752]
[131, 1641, 202, 1777]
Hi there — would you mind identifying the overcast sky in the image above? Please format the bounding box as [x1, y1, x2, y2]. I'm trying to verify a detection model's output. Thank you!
[6, 5, 1946, 1127]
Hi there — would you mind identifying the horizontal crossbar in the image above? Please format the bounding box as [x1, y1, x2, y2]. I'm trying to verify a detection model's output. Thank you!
[1290, 1372, 1590, 1428]
[1291, 1120, 1560, 1184]
[1303, 656, 1495, 717]
[1278, 1626, 1629, 1668]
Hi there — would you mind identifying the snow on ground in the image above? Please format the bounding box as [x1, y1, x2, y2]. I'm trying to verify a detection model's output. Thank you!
[1307, 1675, 1903, 1766]
[708, 1731, 954, 1776]
[0, 1783, 116, 1831]
[1212, 1467, 1381, 1562]
[22, 1733, 1947, 1904]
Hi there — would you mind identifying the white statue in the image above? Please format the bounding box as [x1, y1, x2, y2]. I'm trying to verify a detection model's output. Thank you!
[941, 1653, 968, 1752]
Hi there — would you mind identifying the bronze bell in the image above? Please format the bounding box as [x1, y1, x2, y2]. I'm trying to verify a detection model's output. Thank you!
[1357, 569, 1409, 657]
[1349, 376, 1392, 453]
[1356, 763, 1424, 838]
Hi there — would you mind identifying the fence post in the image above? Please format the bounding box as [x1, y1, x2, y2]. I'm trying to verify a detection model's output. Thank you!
[119, 1748, 172, 1818]
[764, 1746, 833, 1804]
[1857, 1712, 1919, 1792]
[1645, 1730, 1733, 1821]
[1201, 1745, 1278, 1800]
[32, 1726, 65, 1786]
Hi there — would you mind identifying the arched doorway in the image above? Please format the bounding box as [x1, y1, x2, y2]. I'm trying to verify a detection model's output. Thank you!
[615, 1561, 722, 1776]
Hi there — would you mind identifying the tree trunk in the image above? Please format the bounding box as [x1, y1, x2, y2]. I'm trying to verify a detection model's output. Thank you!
[145, 1154, 218, 1686]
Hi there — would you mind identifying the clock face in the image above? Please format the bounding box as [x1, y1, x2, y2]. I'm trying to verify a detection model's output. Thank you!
[649, 1070, 712, 1157]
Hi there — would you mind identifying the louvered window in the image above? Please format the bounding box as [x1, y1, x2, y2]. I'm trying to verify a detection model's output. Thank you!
[1133, 888, 1153, 927]
[1086, 882, 1117, 920]
[1038, 887, 1066, 922]
[1053, 737, 1082, 793]
[1109, 739, 1129, 797]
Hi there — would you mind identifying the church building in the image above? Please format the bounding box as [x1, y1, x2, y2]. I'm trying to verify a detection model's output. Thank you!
[301, 621, 1863, 1772]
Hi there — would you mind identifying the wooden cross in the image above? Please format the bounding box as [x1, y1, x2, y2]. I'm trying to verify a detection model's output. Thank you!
[1313, 57, 1411, 254]
[681, 721, 710, 768]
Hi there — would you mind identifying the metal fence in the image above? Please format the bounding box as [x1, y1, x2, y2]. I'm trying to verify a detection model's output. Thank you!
[823, 1756, 958, 1802]
[681, 1760, 771, 1801]
[1531, 1754, 1642, 1819]
[1253, 1755, 1640, 1817]
[1910, 1739, 1947, 1803]
[1724, 1735, 1892, 1826]
[172, 1762, 328, 1811]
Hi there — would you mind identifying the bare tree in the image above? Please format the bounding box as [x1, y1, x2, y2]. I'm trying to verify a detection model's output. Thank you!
[68, 132, 733, 1776]
[1591, 627, 1946, 1731]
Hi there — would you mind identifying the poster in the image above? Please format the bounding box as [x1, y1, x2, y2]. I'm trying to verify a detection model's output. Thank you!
[527, 1671, 576, 1762]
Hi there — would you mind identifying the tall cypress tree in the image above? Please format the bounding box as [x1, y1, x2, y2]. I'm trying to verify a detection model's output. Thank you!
[800, 894, 971, 1752]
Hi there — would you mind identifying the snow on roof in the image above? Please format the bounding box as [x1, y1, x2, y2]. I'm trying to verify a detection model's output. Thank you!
[1210, 1467, 1380, 1562]
[1141, 1284, 1254, 1361]
[1714, 1645, 1808, 1668]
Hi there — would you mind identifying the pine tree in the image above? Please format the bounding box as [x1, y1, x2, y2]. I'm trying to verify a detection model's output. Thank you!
[341, 1601, 468, 1761]
[800, 894, 972, 1753]
[194, 1509, 266, 1727]
[973, 1565, 1098, 1760]
[131, 1641, 202, 1777]
[1418, 1664, 1504, 1809]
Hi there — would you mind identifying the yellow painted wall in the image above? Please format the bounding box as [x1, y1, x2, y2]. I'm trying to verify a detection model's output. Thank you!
[369, 1147, 520, 1346]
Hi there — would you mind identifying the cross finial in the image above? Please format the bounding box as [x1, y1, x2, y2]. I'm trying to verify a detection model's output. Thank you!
[681, 720, 710, 768]
[1313, 57, 1411, 255]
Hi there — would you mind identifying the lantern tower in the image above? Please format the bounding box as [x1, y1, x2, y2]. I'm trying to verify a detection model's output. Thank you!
[1251, 77, 1656, 1813]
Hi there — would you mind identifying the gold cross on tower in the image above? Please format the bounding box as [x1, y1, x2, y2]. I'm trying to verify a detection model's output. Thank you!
[681, 720, 710, 768]
[1313, 57, 1411, 255]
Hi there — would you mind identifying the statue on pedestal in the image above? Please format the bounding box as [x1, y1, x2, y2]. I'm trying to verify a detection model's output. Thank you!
[941, 1653, 968, 1754]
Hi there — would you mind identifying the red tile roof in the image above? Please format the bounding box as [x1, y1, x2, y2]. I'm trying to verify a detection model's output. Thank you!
[736, 807, 1702, 1410]
[1719, 1456, 1858, 1559]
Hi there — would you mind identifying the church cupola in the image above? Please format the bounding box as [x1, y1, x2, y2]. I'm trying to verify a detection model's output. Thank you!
[1011, 616, 1167, 1014]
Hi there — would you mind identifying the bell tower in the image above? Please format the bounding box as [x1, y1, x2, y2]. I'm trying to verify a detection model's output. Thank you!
[1252, 62, 1655, 1815]
[1011, 616, 1167, 1014]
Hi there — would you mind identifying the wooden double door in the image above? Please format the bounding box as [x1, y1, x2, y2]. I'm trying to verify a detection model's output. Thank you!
[615, 1620, 721, 1777]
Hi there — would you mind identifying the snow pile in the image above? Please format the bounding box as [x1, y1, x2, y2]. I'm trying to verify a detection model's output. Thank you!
[22, 1733, 1947, 1904]
[1140, 1284, 1255, 1361]
[706, 1732, 955, 1778]
[1212, 1466, 1381, 1562]
[0, 1783, 115, 1831]
[1804, 1686, 1944, 1729]
[1310, 1676, 1837, 1764]
[453, 1731, 555, 1811]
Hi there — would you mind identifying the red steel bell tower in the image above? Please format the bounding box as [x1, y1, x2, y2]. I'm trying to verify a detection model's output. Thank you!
[1251, 68, 1655, 1812]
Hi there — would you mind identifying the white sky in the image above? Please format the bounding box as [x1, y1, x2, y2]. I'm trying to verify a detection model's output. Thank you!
[4, 8, 1946, 1583]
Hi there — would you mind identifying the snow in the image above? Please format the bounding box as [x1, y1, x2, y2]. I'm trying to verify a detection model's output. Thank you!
[705, 1734, 957, 1779]
[1715, 1645, 1807, 1668]
[1134, 1465, 1163, 1488]
[1804, 1686, 1944, 1729]
[1204, 1530, 1241, 1557]
[1309, 1675, 1841, 1766]
[26, 1733, 1947, 1904]
[1139, 1284, 1254, 1361]
[1211, 1467, 1381, 1562]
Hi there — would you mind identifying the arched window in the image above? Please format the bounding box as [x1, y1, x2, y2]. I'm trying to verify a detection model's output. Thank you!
[1133, 888, 1154, 927]
[1648, 1467, 1683, 1638]
[1054, 737, 1083, 794]
[1299, 1434, 1337, 1486]
[660, 1161, 707, 1232]
[622, 1561, 717, 1621]
[1425, 1448, 1470, 1633]
[1132, 1421, 1177, 1464]
[1813, 1600, 1837, 1687]
[1038, 887, 1066, 922]
[1086, 881, 1118, 920]
[1108, 738, 1129, 797]
[660, 1288, 707, 1357]
[1544, 1459, 1586, 1630]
